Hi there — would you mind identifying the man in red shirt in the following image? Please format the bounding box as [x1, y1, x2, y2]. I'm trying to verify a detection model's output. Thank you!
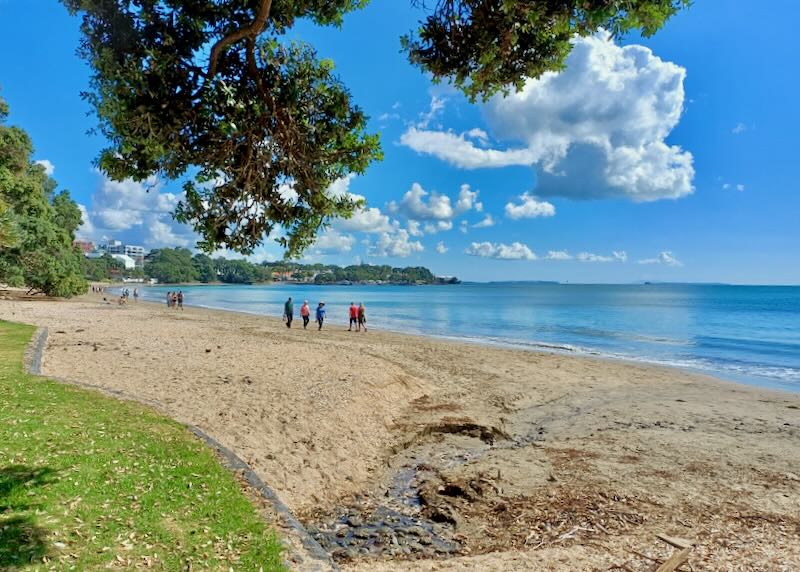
[348, 302, 358, 331]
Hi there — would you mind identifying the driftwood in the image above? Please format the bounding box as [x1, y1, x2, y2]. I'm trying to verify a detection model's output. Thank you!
[655, 547, 691, 572]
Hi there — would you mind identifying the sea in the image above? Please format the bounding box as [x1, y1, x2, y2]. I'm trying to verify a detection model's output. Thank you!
[131, 283, 800, 392]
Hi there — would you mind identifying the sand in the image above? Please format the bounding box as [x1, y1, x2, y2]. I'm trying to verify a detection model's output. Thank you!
[1, 293, 798, 571]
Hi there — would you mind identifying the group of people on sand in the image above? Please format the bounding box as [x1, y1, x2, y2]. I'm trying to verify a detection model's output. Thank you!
[283, 297, 367, 332]
[166, 291, 184, 310]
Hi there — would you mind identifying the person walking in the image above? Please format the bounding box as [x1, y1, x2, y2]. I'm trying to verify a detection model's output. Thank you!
[166, 291, 172, 308]
[171, 292, 178, 308]
[358, 303, 367, 332]
[284, 297, 294, 328]
[316, 302, 326, 330]
[133, 288, 139, 302]
[300, 300, 310, 329]
[177, 290, 184, 310]
[348, 302, 358, 331]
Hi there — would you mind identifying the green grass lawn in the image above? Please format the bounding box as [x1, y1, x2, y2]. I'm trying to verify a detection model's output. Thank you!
[0, 320, 284, 571]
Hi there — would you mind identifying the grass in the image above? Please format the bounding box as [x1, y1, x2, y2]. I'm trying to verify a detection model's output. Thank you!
[0, 320, 284, 571]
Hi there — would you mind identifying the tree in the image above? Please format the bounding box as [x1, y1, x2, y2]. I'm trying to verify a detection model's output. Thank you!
[0, 97, 88, 296]
[192, 253, 217, 283]
[214, 258, 260, 284]
[82, 254, 125, 282]
[144, 248, 199, 284]
[63, 1, 686, 255]
[404, 0, 690, 101]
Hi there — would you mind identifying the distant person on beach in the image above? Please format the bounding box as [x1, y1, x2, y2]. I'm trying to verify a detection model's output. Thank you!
[166, 291, 172, 308]
[316, 302, 326, 330]
[171, 292, 178, 308]
[133, 288, 139, 302]
[300, 300, 310, 329]
[284, 297, 294, 328]
[348, 302, 358, 331]
[358, 303, 367, 332]
[177, 291, 184, 310]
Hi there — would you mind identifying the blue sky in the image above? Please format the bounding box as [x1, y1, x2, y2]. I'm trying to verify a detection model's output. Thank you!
[1, 0, 798, 284]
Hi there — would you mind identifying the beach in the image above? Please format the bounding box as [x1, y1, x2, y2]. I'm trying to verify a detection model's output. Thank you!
[1, 294, 798, 571]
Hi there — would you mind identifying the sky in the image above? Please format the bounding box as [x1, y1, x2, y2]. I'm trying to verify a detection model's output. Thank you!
[1, 0, 798, 284]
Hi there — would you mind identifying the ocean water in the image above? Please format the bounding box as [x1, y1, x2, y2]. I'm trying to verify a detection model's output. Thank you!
[133, 283, 800, 392]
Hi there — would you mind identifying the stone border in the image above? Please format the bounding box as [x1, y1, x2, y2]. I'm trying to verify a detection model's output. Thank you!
[24, 327, 337, 571]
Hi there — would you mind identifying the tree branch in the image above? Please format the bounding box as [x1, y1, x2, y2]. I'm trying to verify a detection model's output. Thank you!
[203, 0, 273, 87]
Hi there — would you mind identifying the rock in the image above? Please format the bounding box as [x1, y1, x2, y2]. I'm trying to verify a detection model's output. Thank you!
[347, 515, 364, 527]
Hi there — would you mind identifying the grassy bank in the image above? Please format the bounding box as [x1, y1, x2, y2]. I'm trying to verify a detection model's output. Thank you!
[0, 320, 284, 570]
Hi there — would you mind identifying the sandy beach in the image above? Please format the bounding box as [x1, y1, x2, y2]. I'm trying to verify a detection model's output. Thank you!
[1, 293, 798, 571]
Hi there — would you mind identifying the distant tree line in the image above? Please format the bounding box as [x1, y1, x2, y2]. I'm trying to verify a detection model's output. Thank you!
[0, 97, 87, 297]
[137, 248, 453, 285]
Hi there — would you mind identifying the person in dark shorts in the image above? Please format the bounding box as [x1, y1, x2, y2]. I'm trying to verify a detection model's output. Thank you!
[316, 302, 326, 330]
[358, 303, 367, 332]
[300, 300, 310, 329]
[284, 297, 294, 328]
[177, 290, 184, 310]
[348, 302, 358, 331]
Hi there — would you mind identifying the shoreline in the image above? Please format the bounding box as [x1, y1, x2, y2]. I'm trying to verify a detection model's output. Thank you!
[1, 294, 798, 570]
[135, 296, 799, 395]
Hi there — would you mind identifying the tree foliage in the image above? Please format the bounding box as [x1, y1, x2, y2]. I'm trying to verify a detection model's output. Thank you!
[82, 253, 125, 282]
[144, 248, 199, 284]
[63, 0, 687, 256]
[0, 98, 88, 297]
[404, 0, 689, 101]
[62, 0, 381, 258]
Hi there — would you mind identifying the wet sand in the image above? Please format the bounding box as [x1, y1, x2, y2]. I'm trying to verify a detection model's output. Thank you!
[1, 294, 798, 571]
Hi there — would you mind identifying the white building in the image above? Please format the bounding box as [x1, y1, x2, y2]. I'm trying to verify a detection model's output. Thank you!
[109, 253, 136, 270]
[105, 241, 145, 268]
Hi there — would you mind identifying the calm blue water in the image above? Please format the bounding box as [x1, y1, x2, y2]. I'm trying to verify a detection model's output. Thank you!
[132, 283, 800, 392]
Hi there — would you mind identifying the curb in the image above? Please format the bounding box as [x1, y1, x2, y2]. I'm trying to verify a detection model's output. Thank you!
[24, 326, 337, 571]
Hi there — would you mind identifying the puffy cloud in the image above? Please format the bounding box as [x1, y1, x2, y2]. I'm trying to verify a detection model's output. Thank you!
[545, 250, 572, 260]
[465, 241, 536, 261]
[435, 241, 449, 254]
[367, 229, 424, 258]
[75, 204, 95, 239]
[80, 171, 197, 248]
[472, 214, 495, 228]
[35, 159, 55, 176]
[455, 184, 483, 213]
[401, 32, 694, 202]
[637, 251, 682, 266]
[312, 229, 355, 253]
[388, 182, 454, 220]
[504, 193, 556, 219]
[423, 220, 453, 234]
[576, 251, 627, 263]
[406, 220, 423, 237]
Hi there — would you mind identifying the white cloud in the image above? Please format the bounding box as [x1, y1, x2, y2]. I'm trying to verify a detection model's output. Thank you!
[464, 128, 489, 144]
[722, 182, 745, 192]
[435, 241, 448, 254]
[417, 95, 446, 129]
[401, 32, 693, 203]
[459, 220, 468, 234]
[313, 229, 355, 253]
[472, 214, 495, 228]
[423, 220, 453, 234]
[367, 229, 424, 258]
[637, 251, 682, 266]
[388, 182, 454, 220]
[76, 204, 95, 239]
[732, 123, 747, 134]
[465, 241, 536, 260]
[406, 220, 423, 237]
[545, 250, 572, 260]
[455, 184, 482, 213]
[577, 251, 627, 263]
[148, 219, 191, 248]
[504, 193, 556, 219]
[35, 159, 55, 176]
